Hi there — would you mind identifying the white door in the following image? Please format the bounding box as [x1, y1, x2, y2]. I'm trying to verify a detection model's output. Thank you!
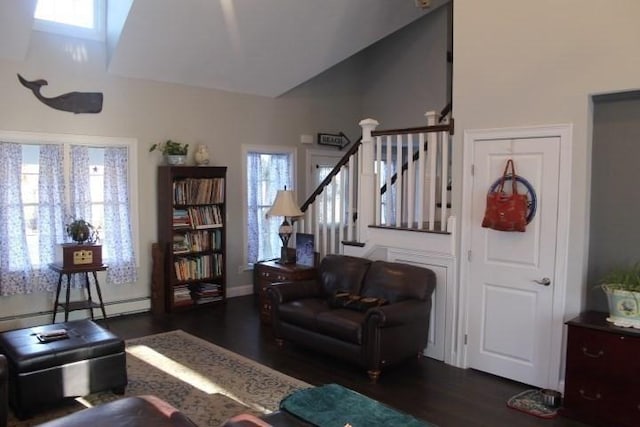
[307, 152, 342, 195]
[466, 135, 561, 388]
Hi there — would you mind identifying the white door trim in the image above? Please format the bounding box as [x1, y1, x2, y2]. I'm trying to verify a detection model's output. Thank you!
[458, 124, 573, 389]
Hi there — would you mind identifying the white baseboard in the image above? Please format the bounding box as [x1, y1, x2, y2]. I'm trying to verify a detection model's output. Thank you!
[227, 284, 254, 298]
[0, 285, 256, 332]
[0, 298, 150, 332]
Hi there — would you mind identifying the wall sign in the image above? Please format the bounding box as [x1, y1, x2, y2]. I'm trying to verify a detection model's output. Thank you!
[317, 132, 350, 149]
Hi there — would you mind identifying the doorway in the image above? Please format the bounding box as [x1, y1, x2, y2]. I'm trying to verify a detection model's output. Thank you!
[460, 124, 572, 389]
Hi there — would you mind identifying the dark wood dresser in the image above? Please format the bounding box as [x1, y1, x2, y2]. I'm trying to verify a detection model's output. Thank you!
[254, 260, 316, 324]
[563, 311, 640, 426]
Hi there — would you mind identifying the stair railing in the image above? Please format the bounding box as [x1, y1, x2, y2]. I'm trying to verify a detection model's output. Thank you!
[295, 109, 454, 259]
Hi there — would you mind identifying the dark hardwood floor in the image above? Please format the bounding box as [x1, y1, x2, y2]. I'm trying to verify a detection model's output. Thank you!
[102, 295, 591, 427]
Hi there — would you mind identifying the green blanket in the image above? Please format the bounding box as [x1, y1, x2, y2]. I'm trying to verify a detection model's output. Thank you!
[280, 383, 434, 427]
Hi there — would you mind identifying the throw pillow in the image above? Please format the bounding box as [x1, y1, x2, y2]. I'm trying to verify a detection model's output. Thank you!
[329, 291, 388, 312]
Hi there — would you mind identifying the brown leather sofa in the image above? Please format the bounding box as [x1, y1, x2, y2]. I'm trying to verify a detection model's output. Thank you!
[267, 254, 437, 381]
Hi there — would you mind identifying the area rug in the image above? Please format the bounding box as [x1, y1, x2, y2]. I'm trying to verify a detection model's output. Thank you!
[281, 383, 434, 427]
[506, 389, 559, 419]
[7, 330, 311, 427]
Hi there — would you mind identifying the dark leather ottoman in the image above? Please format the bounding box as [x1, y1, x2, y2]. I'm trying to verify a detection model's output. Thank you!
[0, 320, 127, 419]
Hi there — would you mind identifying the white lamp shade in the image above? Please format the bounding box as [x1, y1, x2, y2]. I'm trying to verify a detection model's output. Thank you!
[267, 190, 303, 217]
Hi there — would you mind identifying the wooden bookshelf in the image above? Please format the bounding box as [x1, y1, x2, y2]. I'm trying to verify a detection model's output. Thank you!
[155, 166, 227, 312]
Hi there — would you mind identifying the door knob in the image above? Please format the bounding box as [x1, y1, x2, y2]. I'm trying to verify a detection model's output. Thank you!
[533, 277, 551, 286]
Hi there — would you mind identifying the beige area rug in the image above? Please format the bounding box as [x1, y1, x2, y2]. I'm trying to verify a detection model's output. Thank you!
[8, 330, 311, 427]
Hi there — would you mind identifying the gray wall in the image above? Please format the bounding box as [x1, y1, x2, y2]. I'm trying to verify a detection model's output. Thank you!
[360, 3, 449, 128]
[588, 93, 640, 311]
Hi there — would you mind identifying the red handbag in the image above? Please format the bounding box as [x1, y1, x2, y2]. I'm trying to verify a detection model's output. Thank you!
[481, 159, 528, 232]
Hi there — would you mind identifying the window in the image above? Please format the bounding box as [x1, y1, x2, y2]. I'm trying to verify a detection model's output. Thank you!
[316, 166, 347, 225]
[243, 146, 296, 266]
[33, 0, 105, 41]
[0, 131, 138, 296]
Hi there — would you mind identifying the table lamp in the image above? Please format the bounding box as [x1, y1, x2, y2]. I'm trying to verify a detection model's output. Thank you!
[267, 187, 303, 264]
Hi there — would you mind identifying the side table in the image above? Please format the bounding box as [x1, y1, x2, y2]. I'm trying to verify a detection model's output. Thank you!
[254, 260, 317, 324]
[49, 263, 109, 324]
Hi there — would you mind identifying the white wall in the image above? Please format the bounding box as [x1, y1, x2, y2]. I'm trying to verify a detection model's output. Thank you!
[0, 30, 362, 326]
[452, 0, 640, 318]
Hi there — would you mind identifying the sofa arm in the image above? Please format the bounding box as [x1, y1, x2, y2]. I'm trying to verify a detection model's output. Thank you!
[266, 279, 321, 305]
[1, 354, 7, 427]
[366, 299, 431, 328]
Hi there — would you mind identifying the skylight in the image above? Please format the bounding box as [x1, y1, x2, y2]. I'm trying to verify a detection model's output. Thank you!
[33, 0, 104, 41]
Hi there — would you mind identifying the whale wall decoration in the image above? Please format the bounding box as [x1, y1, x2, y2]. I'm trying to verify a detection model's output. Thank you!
[17, 74, 103, 114]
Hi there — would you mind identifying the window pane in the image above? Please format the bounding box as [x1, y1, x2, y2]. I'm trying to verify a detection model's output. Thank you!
[35, 0, 95, 29]
[247, 150, 294, 264]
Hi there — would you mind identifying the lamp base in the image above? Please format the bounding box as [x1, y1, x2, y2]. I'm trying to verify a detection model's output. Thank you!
[277, 247, 296, 265]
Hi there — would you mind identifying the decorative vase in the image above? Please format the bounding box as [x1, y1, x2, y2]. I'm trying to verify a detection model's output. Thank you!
[603, 286, 640, 328]
[166, 155, 187, 166]
[194, 144, 210, 166]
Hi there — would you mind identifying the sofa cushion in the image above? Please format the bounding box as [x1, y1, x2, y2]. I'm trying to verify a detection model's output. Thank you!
[315, 310, 365, 344]
[278, 298, 331, 331]
[361, 261, 436, 304]
[329, 291, 388, 312]
[318, 255, 372, 297]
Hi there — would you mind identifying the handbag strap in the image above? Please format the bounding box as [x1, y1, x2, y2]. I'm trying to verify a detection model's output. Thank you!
[496, 159, 519, 195]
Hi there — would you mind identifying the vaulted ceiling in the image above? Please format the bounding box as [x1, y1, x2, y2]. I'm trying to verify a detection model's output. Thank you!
[0, 0, 447, 97]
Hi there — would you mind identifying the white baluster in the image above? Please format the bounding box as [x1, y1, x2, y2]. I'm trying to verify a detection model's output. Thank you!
[440, 130, 449, 231]
[417, 132, 426, 230]
[407, 133, 415, 228]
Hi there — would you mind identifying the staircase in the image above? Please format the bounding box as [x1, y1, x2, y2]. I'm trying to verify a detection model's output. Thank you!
[296, 109, 455, 259]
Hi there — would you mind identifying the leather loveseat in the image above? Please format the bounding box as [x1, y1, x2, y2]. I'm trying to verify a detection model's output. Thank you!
[267, 254, 436, 381]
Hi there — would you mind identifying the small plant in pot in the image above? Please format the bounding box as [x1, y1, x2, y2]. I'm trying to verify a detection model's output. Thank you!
[149, 139, 189, 165]
[599, 262, 640, 328]
[66, 218, 98, 244]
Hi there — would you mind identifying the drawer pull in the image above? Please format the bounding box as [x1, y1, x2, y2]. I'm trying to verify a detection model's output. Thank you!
[579, 389, 602, 401]
[581, 347, 604, 358]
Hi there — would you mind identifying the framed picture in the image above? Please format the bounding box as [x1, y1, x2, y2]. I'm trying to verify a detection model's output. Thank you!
[295, 233, 315, 267]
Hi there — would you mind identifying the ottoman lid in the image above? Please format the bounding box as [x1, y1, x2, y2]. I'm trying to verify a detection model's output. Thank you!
[0, 320, 124, 373]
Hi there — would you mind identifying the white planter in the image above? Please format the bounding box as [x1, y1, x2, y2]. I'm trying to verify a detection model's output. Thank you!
[165, 155, 187, 166]
[603, 285, 640, 328]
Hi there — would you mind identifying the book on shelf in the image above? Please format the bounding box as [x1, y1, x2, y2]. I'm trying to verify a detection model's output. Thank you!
[173, 177, 225, 205]
[172, 230, 215, 254]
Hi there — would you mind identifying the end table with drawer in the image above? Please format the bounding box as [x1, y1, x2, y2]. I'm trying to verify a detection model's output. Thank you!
[562, 311, 640, 427]
[254, 260, 316, 324]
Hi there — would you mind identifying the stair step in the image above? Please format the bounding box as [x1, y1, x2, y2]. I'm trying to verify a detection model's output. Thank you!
[342, 240, 365, 247]
[368, 222, 450, 235]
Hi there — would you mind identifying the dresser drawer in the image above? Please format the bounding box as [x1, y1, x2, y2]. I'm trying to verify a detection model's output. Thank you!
[564, 378, 640, 427]
[566, 324, 640, 378]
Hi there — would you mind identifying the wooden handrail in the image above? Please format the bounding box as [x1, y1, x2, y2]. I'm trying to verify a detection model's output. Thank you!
[300, 137, 362, 213]
[299, 105, 454, 213]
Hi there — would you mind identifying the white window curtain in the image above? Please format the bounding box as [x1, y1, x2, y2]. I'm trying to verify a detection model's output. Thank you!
[71, 144, 137, 285]
[70, 145, 93, 220]
[247, 152, 292, 265]
[0, 142, 136, 296]
[0, 142, 62, 296]
[103, 147, 137, 284]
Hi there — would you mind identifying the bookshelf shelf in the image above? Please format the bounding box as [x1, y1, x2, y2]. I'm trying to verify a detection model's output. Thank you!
[152, 166, 227, 313]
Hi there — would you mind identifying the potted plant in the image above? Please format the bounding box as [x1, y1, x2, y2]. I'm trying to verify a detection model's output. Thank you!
[66, 218, 98, 244]
[600, 262, 640, 328]
[149, 139, 189, 165]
